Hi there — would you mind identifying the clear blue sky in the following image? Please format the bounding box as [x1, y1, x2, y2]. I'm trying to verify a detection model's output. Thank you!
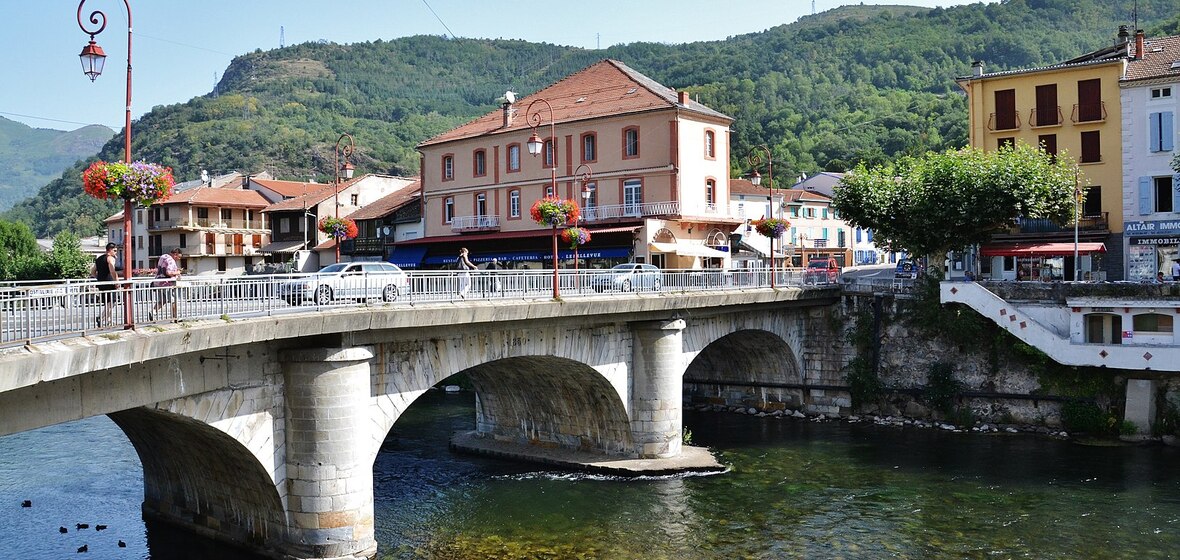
[1, 0, 993, 132]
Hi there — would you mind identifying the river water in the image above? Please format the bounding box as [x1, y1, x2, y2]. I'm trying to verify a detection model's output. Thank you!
[2, 390, 1178, 559]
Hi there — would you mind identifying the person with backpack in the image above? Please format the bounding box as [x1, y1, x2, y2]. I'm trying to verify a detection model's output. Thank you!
[93, 242, 118, 327]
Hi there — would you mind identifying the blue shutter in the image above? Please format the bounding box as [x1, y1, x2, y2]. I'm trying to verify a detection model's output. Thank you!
[1173, 174, 1180, 213]
[1163, 112, 1175, 152]
[867, 229, 874, 242]
[1139, 176, 1153, 215]
[1150, 113, 1162, 152]
[855, 228, 862, 243]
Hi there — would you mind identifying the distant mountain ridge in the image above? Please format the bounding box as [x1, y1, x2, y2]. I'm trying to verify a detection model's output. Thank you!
[0, 117, 111, 211]
[5, 0, 1176, 237]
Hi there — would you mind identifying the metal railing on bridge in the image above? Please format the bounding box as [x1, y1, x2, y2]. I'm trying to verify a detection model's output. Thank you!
[0, 268, 837, 348]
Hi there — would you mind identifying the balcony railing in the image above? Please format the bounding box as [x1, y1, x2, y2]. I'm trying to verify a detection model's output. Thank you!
[1071, 102, 1107, 123]
[987, 111, 1021, 131]
[1029, 106, 1063, 127]
[148, 218, 267, 231]
[450, 215, 500, 232]
[583, 201, 680, 221]
[1015, 212, 1108, 234]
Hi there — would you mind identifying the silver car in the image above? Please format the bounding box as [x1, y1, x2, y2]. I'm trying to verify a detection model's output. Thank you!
[278, 262, 409, 305]
[591, 263, 662, 292]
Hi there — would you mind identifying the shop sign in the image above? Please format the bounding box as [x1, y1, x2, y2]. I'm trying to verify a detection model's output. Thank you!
[1129, 236, 1180, 245]
[1125, 220, 1180, 236]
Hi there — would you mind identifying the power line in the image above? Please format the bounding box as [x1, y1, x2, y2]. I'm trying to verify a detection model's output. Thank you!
[136, 32, 236, 57]
[0, 110, 117, 129]
[420, 0, 457, 40]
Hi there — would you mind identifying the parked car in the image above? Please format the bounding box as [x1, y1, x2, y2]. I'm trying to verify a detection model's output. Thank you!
[804, 257, 840, 284]
[591, 263, 662, 292]
[277, 262, 408, 305]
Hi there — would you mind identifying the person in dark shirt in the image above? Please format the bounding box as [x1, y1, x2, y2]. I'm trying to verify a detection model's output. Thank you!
[93, 242, 118, 327]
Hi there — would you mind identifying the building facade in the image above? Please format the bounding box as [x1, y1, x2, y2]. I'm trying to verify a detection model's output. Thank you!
[1120, 32, 1180, 281]
[412, 59, 740, 270]
[956, 31, 1131, 281]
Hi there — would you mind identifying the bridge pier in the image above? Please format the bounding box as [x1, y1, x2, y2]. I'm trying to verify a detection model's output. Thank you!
[282, 346, 377, 560]
[630, 319, 686, 458]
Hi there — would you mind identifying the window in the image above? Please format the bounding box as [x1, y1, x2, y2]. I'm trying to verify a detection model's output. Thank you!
[705, 179, 715, 205]
[704, 130, 716, 159]
[545, 184, 554, 198]
[1038, 134, 1057, 159]
[473, 149, 487, 177]
[584, 182, 598, 210]
[444, 197, 454, 223]
[1149, 112, 1174, 152]
[623, 127, 639, 158]
[1083, 186, 1102, 218]
[1141, 176, 1176, 215]
[442, 154, 454, 181]
[998, 137, 1015, 150]
[197, 208, 209, 219]
[179, 235, 186, 248]
[544, 138, 554, 168]
[582, 133, 596, 163]
[821, 208, 829, 219]
[867, 229, 873, 242]
[1133, 313, 1173, 333]
[1077, 79, 1103, 122]
[994, 89, 1017, 130]
[623, 178, 643, 213]
[221, 208, 232, 221]
[1034, 84, 1059, 126]
[1151, 87, 1172, 99]
[509, 190, 521, 218]
[350, 194, 359, 206]
[476, 193, 487, 216]
[507, 143, 521, 172]
[1080, 130, 1101, 163]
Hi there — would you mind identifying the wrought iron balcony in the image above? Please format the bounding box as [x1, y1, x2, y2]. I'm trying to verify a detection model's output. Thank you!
[1071, 102, 1107, 123]
[987, 111, 1022, 131]
[450, 215, 501, 232]
[1015, 212, 1108, 234]
[1029, 106, 1063, 127]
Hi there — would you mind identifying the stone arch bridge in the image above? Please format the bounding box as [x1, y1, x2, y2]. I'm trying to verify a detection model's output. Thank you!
[0, 289, 841, 559]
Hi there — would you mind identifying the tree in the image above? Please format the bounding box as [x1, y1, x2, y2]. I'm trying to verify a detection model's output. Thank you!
[832, 142, 1078, 259]
[48, 232, 92, 279]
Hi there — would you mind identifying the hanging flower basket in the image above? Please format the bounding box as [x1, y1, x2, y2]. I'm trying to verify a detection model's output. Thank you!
[751, 217, 790, 239]
[82, 160, 176, 207]
[530, 196, 580, 227]
[560, 227, 591, 249]
[318, 216, 359, 240]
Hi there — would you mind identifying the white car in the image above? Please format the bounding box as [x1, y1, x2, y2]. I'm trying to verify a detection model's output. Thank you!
[591, 263, 663, 292]
[278, 262, 408, 305]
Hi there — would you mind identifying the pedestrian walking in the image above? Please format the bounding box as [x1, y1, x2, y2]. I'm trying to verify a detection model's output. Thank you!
[93, 242, 118, 327]
[150, 248, 183, 321]
[457, 247, 475, 298]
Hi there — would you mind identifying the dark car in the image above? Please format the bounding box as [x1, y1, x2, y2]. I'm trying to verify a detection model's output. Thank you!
[804, 257, 840, 284]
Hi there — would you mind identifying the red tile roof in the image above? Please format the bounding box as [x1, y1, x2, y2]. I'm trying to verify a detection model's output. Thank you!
[347, 181, 421, 221]
[730, 179, 831, 202]
[1125, 35, 1180, 82]
[263, 182, 348, 213]
[418, 59, 731, 148]
[251, 178, 327, 198]
[730, 178, 772, 197]
[164, 186, 271, 207]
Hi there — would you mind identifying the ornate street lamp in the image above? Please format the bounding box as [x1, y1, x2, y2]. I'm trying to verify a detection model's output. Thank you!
[78, 0, 135, 328]
[748, 145, 776, 287]
[526, 98, 561, 299]
[573, 164, 594, 284]
[334, 133, 355, 263]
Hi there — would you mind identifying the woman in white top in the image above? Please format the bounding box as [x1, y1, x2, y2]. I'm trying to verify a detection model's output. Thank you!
[457, 247, 475, 297]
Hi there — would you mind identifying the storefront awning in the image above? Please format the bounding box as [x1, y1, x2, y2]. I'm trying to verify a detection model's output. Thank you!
[388, 245, 428, 269]
[649, 242, 730, 258]
[981, 242, 1107, 257]
[260, 240, 305, 253]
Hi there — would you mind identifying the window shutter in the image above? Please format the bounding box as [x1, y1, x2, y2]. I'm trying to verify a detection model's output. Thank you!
[1150, 113, 1162, 152]
[1163, 112, 1175, 152]
[1173, 174, 1180, 213]
[1139, 176, 1153, 215]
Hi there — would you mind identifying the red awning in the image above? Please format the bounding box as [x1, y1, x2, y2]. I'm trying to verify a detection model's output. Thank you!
[981, 242, 1106, 257]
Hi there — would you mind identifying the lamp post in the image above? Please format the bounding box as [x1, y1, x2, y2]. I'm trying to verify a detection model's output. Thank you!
[334, 133, 356, 263]
[526, 98, 560, 299]
[573, 164, 594, 286]
[1073, 168, 1081, 282]
[78, 0, 134, 328]
[748, 145, 776, 288]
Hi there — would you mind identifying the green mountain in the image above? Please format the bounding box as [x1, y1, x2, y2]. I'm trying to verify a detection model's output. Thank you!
[0, 117, 112, 211]
[6, 0, 1176, 237]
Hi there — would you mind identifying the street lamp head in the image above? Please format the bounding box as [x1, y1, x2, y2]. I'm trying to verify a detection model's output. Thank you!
[342, 161, 355, 179]
[78, 39, 106, 81]
[526, 131, 543, 156]
[750, 170, 762, 186]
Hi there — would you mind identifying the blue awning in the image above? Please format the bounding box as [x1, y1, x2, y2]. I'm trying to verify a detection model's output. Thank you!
[388, 245, 428, 269]
[423, 247, 631, 265]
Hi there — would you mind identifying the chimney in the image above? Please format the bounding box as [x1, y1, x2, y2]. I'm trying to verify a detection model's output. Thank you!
[501, 102, 514, 128]
[677, 91, 689, 105]
[971, 60, 984, 78]
[1135, 29, 1145, 60]
[1117, 25, 1129, 45]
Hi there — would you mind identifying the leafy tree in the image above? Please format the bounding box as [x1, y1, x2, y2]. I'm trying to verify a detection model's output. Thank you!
[48, 232, 92, 279]
[832, 142, 1078, 259]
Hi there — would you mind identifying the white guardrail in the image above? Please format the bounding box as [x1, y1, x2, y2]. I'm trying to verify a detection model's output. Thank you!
[0, 268, 838, 348]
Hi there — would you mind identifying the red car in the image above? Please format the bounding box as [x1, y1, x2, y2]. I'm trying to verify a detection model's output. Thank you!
[805, 257, 840, 284]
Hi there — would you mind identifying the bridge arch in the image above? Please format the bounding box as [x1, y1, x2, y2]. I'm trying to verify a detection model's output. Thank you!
[686, 329, 800, 385]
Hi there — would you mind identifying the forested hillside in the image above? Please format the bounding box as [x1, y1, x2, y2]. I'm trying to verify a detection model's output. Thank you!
[0, 117, 111, 211]
[7, 0, 1176, 237]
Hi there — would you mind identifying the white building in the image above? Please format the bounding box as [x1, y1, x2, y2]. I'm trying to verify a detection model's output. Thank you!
[1120, 32, 1180, 281]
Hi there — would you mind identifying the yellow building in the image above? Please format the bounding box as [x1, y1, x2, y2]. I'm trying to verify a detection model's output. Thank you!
[956, 30, 1132, 281]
